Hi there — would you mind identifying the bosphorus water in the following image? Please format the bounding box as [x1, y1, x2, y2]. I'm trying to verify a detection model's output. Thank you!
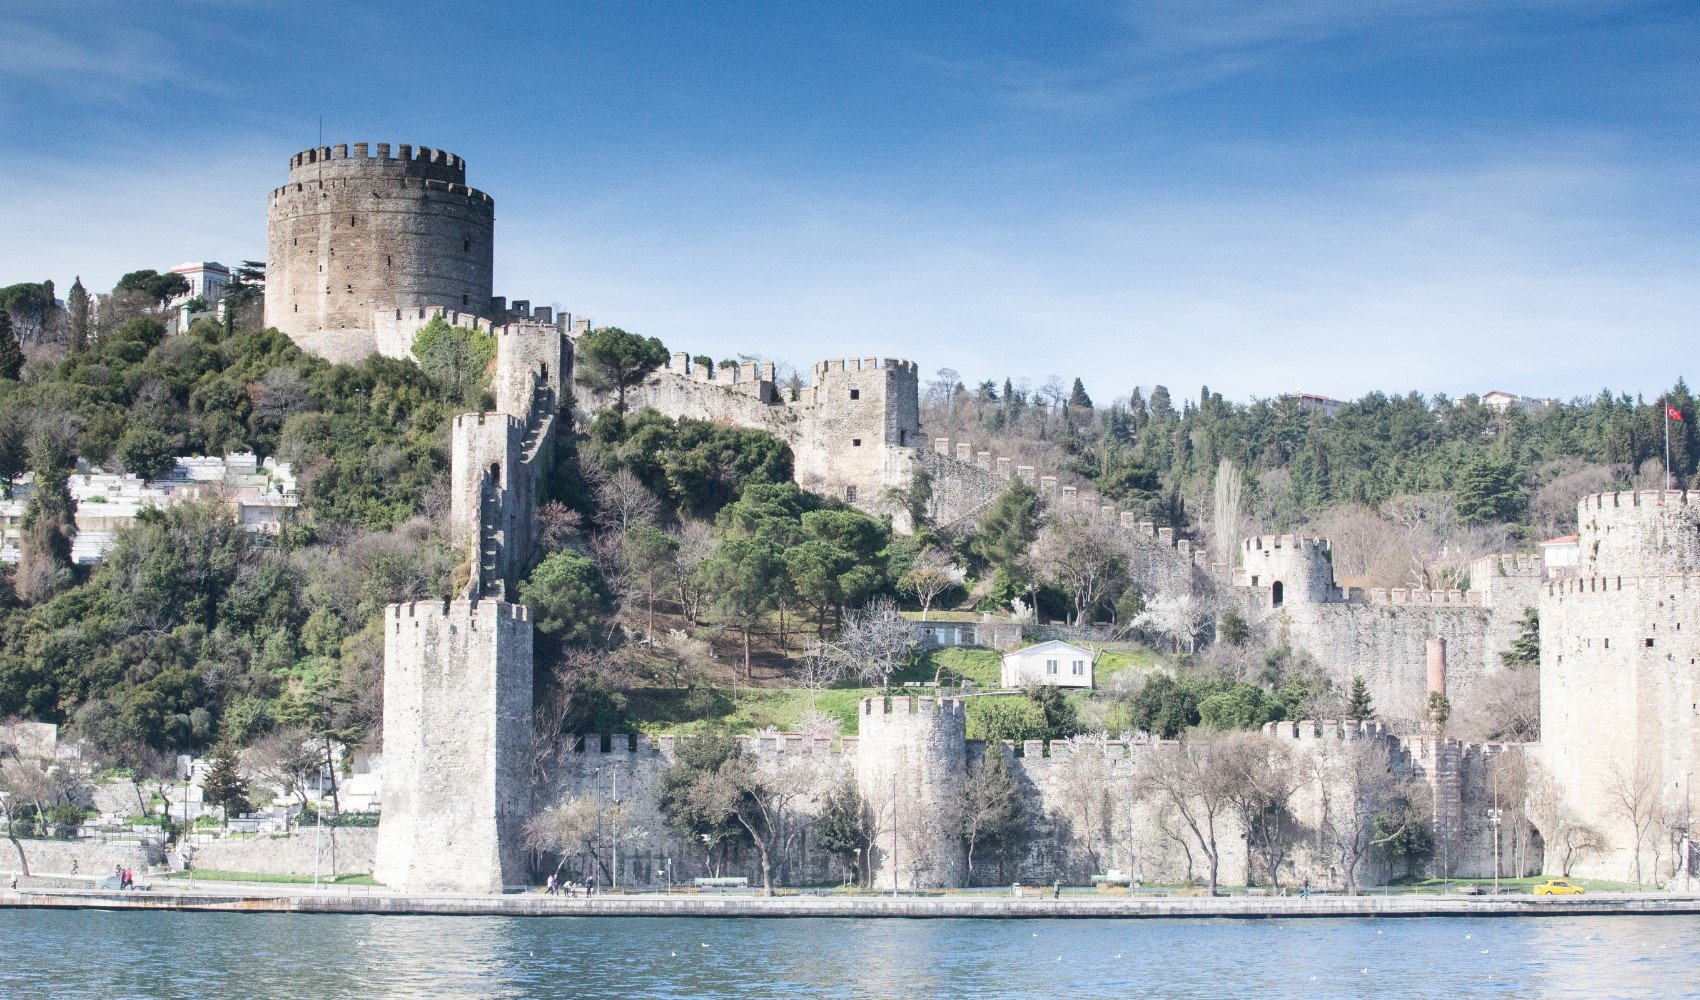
[6, 910, 1697, 998]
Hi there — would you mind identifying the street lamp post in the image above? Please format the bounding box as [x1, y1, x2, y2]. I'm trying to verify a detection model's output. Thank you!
[314, 763, 329, 889]
[1486, 808, 1503, 895]
[183, 758, 194, 889]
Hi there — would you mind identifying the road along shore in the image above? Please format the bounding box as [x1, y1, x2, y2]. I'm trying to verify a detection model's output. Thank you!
[6, 887, 1700, 920]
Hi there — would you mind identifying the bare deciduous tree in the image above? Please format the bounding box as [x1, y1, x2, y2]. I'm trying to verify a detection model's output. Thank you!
[1313, 739, 1404, 894]
[1033, 514, 1126, 625]
[1210, 459, 1247, 574]
[588, 467, 660, 533]
[673, 519, 715, 623]
[1605, 759, 1663, 888]
[1134, 590, 1214, 654]
[833, 599, 915, 692]
[1136, 734, 1236, 892]
[1526, 770, 1604, 877]
[901, 547, 956, 621]
[1217, 732, 1302, 889]
[1052, 735, 1116, 879]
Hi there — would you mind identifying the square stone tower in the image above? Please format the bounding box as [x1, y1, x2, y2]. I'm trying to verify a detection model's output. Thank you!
[374, 599, 533, 893]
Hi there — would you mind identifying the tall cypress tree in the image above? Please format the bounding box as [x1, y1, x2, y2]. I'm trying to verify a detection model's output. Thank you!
[0, 310, 22, 381]
[67, 277, 89, 352]
[17, 422, 76, 602]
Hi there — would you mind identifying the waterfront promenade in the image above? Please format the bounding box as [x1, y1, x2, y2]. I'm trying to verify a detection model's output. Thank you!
[6, 883, 1700, 920]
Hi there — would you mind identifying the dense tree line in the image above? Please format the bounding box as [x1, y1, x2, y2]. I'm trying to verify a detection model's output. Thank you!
[926, 371, 1696, 537]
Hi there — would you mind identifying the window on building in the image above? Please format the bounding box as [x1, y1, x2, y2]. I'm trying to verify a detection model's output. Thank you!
[1046, 659, 1058, 675]
[350, 215, 356, 226]
[1645, 638, 1655, 647]
[850, 389, 860, 400]
[386, 255, 392, 268]
[852, 438, 862, 447]
[1072, 660, 1084, 675]
[464, 238, 472, 252]
[346, 284, 353, 293]
[845, 486, 859, 502]
[462, 294, 469, 306]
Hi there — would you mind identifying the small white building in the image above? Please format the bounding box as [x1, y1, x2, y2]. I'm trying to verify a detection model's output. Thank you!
[1539, 534, 1580, 578]
[1481, 391, 1556, 415]
[0, 452, 298, 564]
[169, 261, 231, 305]
[1000, 639, 1095, 689]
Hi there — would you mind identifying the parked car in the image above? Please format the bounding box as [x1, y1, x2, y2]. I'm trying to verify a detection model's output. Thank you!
[1533, 879, 1585, 896]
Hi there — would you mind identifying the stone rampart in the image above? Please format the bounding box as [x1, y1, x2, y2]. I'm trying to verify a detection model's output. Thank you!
[375, 600, 533, 893]
[620, 353, 922, 517]
[1539, 565, 1700, 880]
[265, 142, 495, 362]
[189, 828, 377, 877]
[3, 839, 162, 877]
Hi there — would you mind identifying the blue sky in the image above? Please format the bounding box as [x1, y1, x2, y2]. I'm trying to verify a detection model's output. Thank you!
[2, 1, 1697, 403]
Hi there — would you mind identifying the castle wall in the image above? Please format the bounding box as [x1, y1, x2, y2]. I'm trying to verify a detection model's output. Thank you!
[265, 143, 495, 362]
[1540, 573, 1700, 880]
[539, 733, 854, 888]
[1238, 542, 1542, 725]
[855, 696, 967, 889]
[374, 600, 533, 893]
[619, 355, 922, 516]
[375, 323, 562, 893]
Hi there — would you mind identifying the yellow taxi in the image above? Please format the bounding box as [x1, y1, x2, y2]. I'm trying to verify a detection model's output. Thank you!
[1532, 879, 1585, 896]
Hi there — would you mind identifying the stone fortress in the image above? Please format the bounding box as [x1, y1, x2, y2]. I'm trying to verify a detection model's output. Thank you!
[260, 142, 1695, 891]
[1235, 536, 1543, 721]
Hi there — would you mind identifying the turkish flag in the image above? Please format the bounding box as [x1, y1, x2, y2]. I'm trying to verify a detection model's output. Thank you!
[1669, 405, 1685, 422]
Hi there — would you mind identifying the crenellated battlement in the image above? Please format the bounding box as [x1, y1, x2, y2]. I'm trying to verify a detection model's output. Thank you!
[387, 599, 530, 625]
[658, 351, 776, 387]
[1578, 489, 1697, 513]
[1470, 552, 1543, 578]
[860, 694, 966, 719]
[1363, 587, 1483, 607]
[288, 141, 467, 181]
[1244, 534, 1330, 554]
[811, 357, 918, 380]
[1262, 719, 1392, 741]
[1543, 573, 1700, 597]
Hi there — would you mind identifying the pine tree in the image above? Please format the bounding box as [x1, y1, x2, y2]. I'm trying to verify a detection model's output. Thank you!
[1500, 608, 1540, 668]
[0, 310, 21, 381]
[1424, 690, 1450, 738]
[1346, 675, 1374, 719]
[67, 277, 89, 352]
[17, 423, 76, 602]
[200, 744, 251, 828]
[1068, 377, 1093, 410]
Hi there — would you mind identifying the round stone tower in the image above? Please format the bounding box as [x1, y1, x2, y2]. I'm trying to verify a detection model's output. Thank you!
[1539, 489, 1700, 879]
[265, 142, 495, 362]
[855, 695, 967, 890]
[1238, 534, 1337, 607]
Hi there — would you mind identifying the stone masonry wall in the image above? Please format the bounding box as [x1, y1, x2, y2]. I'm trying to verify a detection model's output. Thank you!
[3, 839, 162, 878]
[618, 354, 922, 517]
[374, 600, 534, 893]
[266, 142, 495, 362]
[189, 828, 377, 877]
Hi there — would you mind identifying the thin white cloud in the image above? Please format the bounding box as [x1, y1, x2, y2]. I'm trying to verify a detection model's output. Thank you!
[0, 18, 215, 102]
[499, 146, 1699, 402]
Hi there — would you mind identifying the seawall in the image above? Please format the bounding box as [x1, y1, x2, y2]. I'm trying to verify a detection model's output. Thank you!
[7, 887, 1700, 920]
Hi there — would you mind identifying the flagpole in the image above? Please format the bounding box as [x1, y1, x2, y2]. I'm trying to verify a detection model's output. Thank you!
[1667, 400, 1674, 492]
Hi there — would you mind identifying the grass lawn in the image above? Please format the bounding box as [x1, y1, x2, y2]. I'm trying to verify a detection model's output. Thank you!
[1094, 647, 1167, 682]
[1402, 875, 1641, 894]
[158, 869, 376, 885]
[903, 648, 1003, 686]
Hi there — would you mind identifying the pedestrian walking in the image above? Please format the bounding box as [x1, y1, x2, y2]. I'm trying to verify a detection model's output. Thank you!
[1301, 877, 1310, 900]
